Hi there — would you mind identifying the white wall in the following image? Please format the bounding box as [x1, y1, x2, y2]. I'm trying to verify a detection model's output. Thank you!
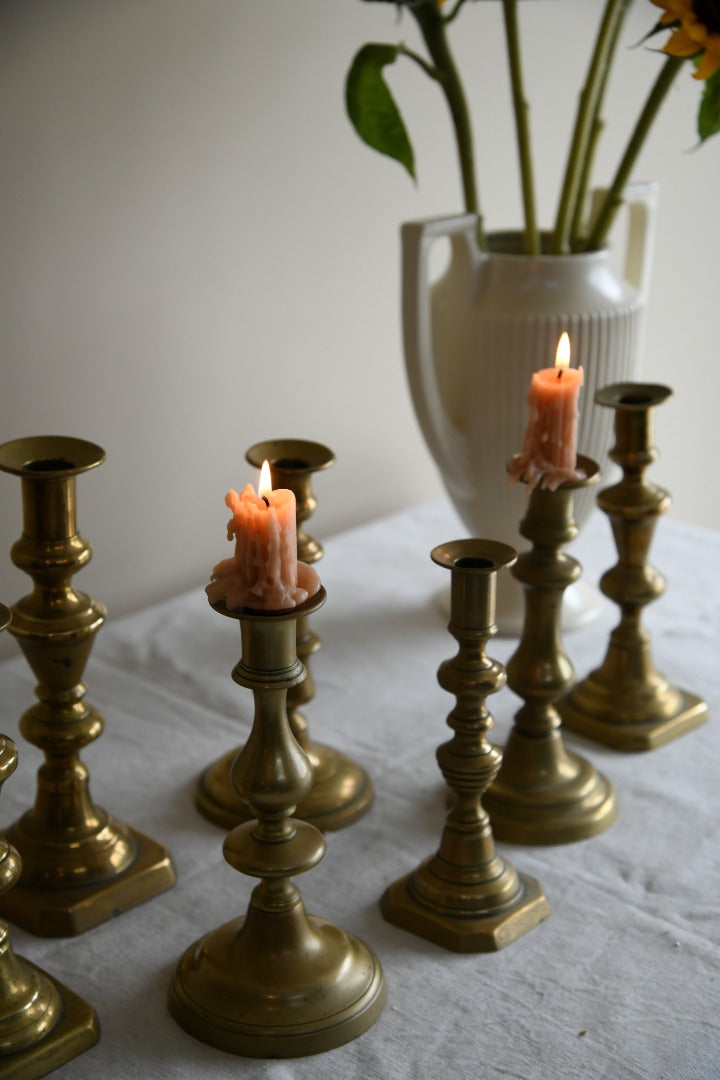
[1, 1, 717, 646]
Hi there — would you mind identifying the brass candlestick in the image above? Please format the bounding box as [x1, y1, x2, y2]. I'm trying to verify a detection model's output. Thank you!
[559, 385, 708, 750]
[196, 438, 373, 831]
[484, 456, 617, 844]
[170, 587, 386, 1058]
[0, 604, 99, 1077]
[381, 540, 549, 952]
[0, 436, 175, 937]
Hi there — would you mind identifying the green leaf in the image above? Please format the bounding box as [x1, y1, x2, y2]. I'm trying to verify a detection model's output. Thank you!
[345, 43, 416, 179]
[698, 66, 720, 142]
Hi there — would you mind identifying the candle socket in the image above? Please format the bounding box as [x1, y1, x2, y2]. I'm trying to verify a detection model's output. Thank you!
[558, 386, 708, 750]
[380, 540, 550, 952]
[196, 439, 373, 832]
[484, 456, 617, 843]
[170, 588, 386, 1058]
[0, 436, 176, 936]
[0, 605, 99, 1077]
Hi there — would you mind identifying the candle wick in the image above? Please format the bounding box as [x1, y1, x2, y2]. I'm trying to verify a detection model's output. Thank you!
[261, 495, 270, 507]
[557, 368, 563, 380]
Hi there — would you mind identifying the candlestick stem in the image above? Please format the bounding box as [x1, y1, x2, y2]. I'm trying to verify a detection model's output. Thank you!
[381, 540, 549, 951]
[0, 604, 99, 1076]
[484, 455, 617, 843]
[196, 439, 372, 831]
[170, 587, 386, 1057]
[558, 386, 708, 749]
[0, 436, 175, 936]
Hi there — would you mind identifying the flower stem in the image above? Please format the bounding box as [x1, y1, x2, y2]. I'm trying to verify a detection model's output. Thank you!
[552, 0, 631, 254]
[502, 0, 539, 254]
[412, 3, 486, 248]
[585, 55, 683, 250]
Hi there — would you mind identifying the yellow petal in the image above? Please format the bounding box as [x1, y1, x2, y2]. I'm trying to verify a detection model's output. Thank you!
[663, 26, 701, 57]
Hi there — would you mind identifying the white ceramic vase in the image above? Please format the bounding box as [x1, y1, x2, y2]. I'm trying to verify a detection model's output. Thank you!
[402, 184, 658, 632]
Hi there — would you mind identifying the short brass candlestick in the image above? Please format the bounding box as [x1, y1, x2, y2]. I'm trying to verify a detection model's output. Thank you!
[559, 385, 708, 750]
[0, 436, 175, 937]
[0, 604, 99, 1077]
[170, 587, 386, 1058]
[197, 438, 373, 831]
[381, 540, 549, 952]
[484, 456, 617, 844]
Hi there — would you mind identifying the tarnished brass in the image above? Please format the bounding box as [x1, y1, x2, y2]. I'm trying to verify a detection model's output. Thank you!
[0, 605, 99, 1076]
[0, 436, 175, 936]
[170, 587, 386, 1057]
[196, 438, 373, 832]
[484, 457, 617, 843]
[381, 541, 550, 952]
[558, 386, 708, 750]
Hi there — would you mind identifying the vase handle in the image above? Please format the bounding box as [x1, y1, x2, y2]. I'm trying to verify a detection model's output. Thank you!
[590, 181, 659, 300]
[401, 214, 481, 478]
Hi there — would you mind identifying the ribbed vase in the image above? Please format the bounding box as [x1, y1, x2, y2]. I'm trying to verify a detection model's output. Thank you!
[402, 194, 656, 631]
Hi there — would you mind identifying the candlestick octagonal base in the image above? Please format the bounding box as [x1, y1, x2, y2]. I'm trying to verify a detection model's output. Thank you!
[381, 863, 548, 953]
[0, 961, 99, 1080]
[0, 822, 176, 938]
[559, 679, 708, 752]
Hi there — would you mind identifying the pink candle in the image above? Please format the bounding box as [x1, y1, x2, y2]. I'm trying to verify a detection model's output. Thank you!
[509, 333, 586, 491]
[206, 460, 320, 610]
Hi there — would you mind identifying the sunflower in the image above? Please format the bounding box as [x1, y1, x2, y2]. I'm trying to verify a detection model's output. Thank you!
[652, 0, 720, 79]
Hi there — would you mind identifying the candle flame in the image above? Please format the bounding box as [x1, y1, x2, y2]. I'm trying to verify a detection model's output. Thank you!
[555, 332, 571, 371]
[258, 459, 273, 498]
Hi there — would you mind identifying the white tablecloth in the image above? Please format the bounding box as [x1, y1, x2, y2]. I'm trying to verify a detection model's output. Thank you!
[0, 498, 717, 1079]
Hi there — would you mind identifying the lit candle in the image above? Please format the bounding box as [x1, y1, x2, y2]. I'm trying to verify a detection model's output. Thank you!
[508, 332, 586, 491]
[206, 460, 320, 610]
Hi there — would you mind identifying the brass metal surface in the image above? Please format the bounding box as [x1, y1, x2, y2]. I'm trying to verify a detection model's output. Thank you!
[485, 456, 617, 843]
[381, 541, 550, 952]
[0, 676, 99, 1076]
[197, 439, 373, 832]
[171, 588, 386, 1057]
[0, 436, 176, 937]
[558, 386, 708, 750]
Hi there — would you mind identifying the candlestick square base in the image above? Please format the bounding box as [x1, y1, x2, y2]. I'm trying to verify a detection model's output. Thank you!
[380, 869, 549, 953]
[0, 960, 99, 1080]
[0, 827, 175, 937]
[559, 686, 708, 752]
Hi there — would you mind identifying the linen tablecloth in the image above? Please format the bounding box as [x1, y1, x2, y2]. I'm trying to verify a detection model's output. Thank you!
[0, 497, 717, 1079]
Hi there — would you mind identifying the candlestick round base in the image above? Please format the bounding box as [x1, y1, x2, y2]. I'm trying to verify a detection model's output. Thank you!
[169, 902, 386, 1058]
[484, 732, 617, 844]
[196, 740, 373, 833]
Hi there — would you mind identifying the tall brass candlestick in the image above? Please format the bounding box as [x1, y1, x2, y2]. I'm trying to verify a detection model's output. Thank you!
[0, 436, 175, 936]
[559, 385, 708, 749]
[171, 588, 386, 1057]
[381, 540, 549, 952]
[0, 605, 99, 1077]
[484, 456, 617, 844]
[196, 439, 372, 831]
